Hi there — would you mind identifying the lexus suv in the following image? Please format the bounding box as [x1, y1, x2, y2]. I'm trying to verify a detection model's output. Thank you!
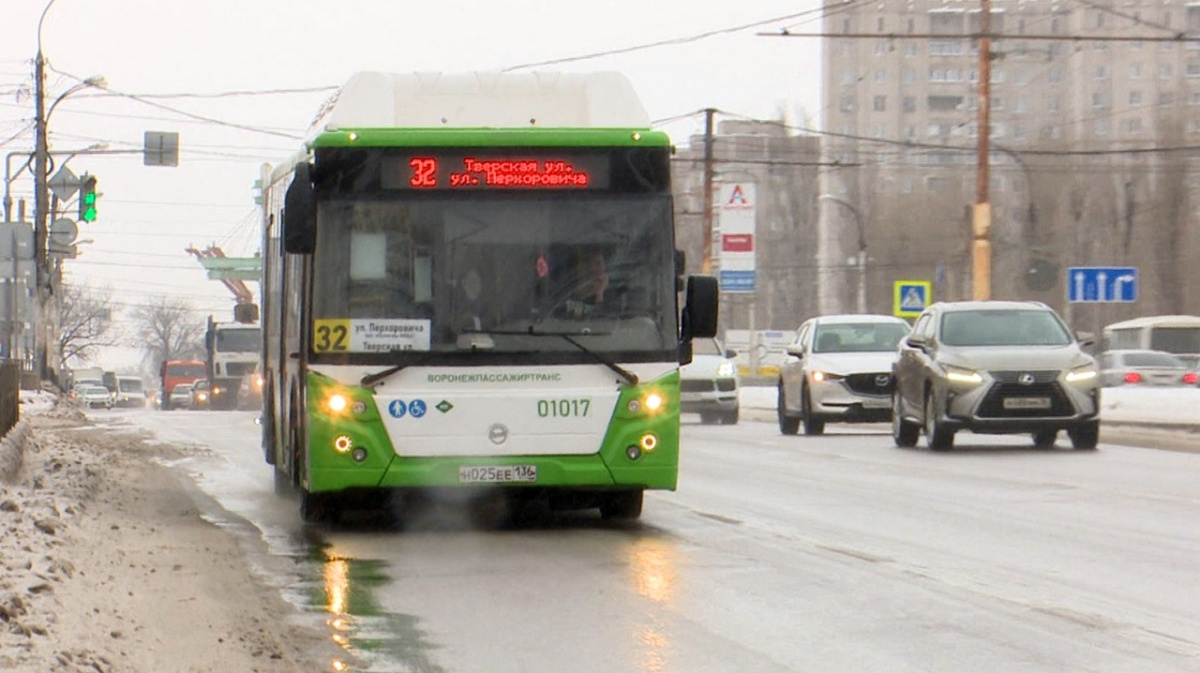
[777, 314, 911, 435]
[892, 301, 1101, 450]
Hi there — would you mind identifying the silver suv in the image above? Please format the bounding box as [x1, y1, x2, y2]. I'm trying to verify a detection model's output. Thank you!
[892, 301, 1100, 450]
[777, 314, 911, 435]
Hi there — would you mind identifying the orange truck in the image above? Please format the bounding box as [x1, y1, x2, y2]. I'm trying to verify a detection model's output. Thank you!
[159, 359, 206, 410]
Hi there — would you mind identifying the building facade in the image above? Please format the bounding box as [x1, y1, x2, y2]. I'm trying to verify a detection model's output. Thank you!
[673, 120, 823, 336]
[821, 0, 1200, 324]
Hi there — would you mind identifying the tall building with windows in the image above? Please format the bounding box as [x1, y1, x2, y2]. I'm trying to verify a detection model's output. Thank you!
[820, 0, 1200, 319]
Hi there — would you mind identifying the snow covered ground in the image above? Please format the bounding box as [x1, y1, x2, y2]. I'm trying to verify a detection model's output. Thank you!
[739, 384, 1199, 428]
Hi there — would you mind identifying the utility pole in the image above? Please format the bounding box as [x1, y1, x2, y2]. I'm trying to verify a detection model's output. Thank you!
[972, 0, 993, 301]
[701, 107, 716, 274]
[33, 53, 48, 293]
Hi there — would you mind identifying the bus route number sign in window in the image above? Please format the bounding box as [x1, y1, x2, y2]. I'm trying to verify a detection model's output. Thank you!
[383, 153, 611, 191]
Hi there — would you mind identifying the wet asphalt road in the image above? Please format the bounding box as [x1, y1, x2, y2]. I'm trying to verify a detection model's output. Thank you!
[111, 407, 1200, 673]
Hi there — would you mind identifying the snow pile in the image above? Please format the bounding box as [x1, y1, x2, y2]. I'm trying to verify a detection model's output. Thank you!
[739, 384, 1200, 428]
[0, 400, 104, 670]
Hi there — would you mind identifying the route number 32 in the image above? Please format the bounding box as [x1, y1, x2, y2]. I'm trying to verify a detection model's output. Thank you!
[313, 320, 350, 352]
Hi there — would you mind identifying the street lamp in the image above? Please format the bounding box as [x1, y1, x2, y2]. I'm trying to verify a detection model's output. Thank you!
[819, 194, 867, 314]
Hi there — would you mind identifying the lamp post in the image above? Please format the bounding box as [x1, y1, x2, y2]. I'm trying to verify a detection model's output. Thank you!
[819, 194, 867, 314]
[35, 76, 106, 287]
[33, 0, 105, 380]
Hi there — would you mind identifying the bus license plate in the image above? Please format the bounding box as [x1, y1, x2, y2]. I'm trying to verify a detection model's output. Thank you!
[458, 465, 537, 483]
[1003, 397, 1051, 410]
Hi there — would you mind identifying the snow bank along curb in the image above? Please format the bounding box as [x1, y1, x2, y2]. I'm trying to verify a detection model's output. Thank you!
[736, 385, 1200, 432]
[0, 419, 29, 483]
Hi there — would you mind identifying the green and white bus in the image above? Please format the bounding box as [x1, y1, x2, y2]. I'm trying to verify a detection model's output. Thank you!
[259, 72, 718, 523]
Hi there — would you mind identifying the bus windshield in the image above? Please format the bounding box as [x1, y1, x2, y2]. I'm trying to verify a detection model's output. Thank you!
[311, 195, 676, 358]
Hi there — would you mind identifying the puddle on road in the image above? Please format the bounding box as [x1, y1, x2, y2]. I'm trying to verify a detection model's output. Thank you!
[288, 535, 448, 673]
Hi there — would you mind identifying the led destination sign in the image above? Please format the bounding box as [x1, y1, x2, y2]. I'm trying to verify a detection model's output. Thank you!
[381, 152, 612, 191]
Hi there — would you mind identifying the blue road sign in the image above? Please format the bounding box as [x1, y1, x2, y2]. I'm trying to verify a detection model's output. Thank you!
[894, 280, 932, 318]
[1067, 266, 1138, 303]
[719, 270, 756, 293]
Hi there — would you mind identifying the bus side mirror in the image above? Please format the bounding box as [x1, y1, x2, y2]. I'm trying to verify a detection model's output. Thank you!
[283, 162, 316, 254]
[680, 275, 719, 342]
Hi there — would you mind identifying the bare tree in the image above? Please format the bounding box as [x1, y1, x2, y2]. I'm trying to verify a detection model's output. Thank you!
[57, 283, 117, 368]
[130, 295, 204, 373]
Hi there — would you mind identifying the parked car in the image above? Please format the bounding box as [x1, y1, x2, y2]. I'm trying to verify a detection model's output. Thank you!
[190, 380, 212, 410]
[892, 301, 1101, 451]
[73, 384, 113, 409]
[679, 337, 739, 424]
[168, 383, 194, 410]
[778, 314, 911, 435]
[1099, 349, 1198, 387]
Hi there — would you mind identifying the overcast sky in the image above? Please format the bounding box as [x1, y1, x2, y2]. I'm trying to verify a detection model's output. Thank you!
[0, 0, 824, 370]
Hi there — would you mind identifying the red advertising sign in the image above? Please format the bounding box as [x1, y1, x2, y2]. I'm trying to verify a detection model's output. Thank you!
[722, 233, 754, 252]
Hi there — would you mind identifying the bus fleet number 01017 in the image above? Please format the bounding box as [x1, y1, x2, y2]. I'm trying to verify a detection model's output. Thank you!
[537, 398, 590, 418]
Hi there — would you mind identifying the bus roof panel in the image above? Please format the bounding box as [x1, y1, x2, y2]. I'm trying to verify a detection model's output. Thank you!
[323, 71, 652, 130]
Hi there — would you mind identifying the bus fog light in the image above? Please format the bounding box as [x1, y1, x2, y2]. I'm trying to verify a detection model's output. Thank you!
[639, 433, 658, 451]
[352, 401, 367, 415]
[352, 447, 368, 463]
[328, 393, 348, 413]
[625, 445, 642, 461]
[334, 435, 353, 453]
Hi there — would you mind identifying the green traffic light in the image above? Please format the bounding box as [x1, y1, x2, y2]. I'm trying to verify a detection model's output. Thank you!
[78, 176, 98, 222]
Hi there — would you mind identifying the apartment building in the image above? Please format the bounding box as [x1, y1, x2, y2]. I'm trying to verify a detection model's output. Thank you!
[820, 0, 1200, 318]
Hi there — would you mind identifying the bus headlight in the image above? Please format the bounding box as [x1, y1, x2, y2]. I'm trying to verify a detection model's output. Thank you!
[643, 392, 664, 412]
[327, 393, 348, 414]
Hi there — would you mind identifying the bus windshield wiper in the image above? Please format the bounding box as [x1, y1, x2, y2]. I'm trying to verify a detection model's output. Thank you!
[478, 327, 638, 387]
[361, 351, 432, 389]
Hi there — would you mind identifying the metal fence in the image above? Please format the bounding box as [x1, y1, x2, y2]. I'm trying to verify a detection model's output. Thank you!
[0, 361, 20, 437]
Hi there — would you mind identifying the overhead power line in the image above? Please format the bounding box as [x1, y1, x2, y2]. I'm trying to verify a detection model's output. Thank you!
[502, 5, 860, 72]
[48, 66, 306, 141]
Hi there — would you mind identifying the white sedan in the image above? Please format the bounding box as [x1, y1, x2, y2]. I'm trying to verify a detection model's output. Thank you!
[74, 384, 113, 409]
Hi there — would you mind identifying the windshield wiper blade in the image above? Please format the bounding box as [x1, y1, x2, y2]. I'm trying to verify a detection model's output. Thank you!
[485, 327, 637, 386]
[361, 351, 431, 389]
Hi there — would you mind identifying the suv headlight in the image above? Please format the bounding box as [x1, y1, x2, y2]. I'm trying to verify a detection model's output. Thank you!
[716, 362, 737, 378]
[811, 370, 845, 383]
[944, 366, 984, 385]
[1065, 365, 1098, 384]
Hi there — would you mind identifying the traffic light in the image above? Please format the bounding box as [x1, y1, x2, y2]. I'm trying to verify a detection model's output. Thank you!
[78, 175, 98, 222]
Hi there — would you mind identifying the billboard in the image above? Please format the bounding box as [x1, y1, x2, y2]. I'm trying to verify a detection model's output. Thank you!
[717, 183, 756, 293]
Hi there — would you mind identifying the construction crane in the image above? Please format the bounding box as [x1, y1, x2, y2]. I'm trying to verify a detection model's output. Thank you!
[186, 245, 261, 324]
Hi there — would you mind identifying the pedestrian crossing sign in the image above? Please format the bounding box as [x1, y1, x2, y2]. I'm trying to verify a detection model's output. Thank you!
[894, 280, 932, 318]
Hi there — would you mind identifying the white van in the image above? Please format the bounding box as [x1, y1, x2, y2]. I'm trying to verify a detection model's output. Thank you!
[115, 376, 147, 408]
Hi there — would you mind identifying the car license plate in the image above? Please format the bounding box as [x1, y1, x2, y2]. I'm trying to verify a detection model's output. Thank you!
[1003, 397, 1051, 410]
[458, 465, 537, 483]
